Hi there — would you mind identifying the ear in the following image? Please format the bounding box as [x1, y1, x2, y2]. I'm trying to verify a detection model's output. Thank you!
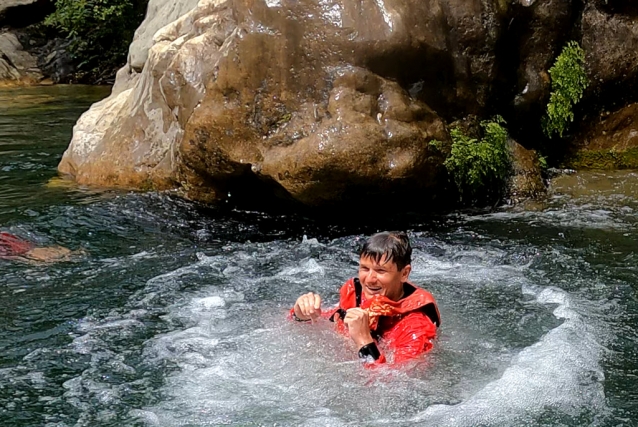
[400, 264, 411, 282]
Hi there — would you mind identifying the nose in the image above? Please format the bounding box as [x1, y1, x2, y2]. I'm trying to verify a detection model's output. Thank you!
[363, 269, 377, 283]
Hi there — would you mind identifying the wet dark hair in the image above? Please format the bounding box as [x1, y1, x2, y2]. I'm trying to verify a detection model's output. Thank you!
[359, 231, 412, 270]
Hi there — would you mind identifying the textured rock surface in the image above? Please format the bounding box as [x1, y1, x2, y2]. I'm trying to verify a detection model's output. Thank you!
[568, 104, 638, 169]
[70, 0, 638, 207]
[507, 140, 546, 202]
[582, 2, 638, 104]
[0, 31, 42, 84]
[128, 0, 200, 71]
[59, 0, 461, 207]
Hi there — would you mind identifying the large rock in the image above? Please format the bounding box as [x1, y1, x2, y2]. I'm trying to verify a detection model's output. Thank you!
[64, 0, 521, 208]
[0, 31, 42, 84]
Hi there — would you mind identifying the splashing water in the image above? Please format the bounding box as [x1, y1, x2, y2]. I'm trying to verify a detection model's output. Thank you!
[0, 87, 636, 427]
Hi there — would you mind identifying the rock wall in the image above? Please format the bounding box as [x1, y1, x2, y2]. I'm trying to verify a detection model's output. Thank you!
[57, 0, 638, 208]
[59, 0, 455, 208]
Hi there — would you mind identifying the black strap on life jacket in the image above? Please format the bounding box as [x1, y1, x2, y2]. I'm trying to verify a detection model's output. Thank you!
[330, 279, 440, 328]
[330, 278, 362, 322]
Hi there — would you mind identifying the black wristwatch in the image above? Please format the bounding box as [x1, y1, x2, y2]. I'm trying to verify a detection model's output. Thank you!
[358, 342, 381, 361]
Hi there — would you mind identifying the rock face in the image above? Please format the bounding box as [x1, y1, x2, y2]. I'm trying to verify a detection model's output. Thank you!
[65, 0, 638, 208]
[508, 0, 572, 136]
[0, 31, 42, 84]
[60, 0, 459, 208]
[582, 2, 638, 106]
[128, 0, 200, 72]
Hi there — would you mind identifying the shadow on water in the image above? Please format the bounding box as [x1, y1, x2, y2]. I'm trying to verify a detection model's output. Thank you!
[0, 86, 636, 426]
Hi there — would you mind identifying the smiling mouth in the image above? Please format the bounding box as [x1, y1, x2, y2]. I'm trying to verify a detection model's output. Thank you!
[366, 286, 382, 293]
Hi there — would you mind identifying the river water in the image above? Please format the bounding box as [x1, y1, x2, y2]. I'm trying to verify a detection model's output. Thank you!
[0, 86, 636, 426]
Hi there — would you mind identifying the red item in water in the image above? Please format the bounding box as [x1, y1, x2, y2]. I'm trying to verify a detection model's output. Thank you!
[0, 232, 35, 257]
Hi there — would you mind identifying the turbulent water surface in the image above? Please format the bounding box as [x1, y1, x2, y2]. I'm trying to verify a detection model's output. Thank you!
[0, 86, 637, 426]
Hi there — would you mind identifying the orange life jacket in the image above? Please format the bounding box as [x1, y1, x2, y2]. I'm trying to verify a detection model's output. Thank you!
[328, 277, 441, 332]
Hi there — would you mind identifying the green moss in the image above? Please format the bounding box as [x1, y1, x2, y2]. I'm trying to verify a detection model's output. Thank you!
[428, 139, 446, 153]
[565, 148, 638, 169]
[444, 116, 511, 203]
[139, 178, 155, 191]
[542, 41, 589, 138]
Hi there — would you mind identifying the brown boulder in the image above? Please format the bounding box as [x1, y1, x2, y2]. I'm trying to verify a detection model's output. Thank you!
[507, 139, 546, 203]
[63, 0, 514, 208]
[181, 65, 448, 206]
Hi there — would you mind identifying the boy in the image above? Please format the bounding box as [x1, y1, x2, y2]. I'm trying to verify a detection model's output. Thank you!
[291, 231, 440, 364]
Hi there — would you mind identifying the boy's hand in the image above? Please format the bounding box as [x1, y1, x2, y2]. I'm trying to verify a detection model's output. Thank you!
[293, 292, 322, 321]
[344, 308, 374, 348]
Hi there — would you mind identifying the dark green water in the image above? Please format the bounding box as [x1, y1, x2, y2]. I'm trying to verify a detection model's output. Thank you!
[0, 86, 637, 427]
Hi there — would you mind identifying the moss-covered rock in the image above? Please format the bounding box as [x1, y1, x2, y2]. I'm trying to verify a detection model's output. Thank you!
[566, 148, 638, 170]
[568, 102, 638, 169]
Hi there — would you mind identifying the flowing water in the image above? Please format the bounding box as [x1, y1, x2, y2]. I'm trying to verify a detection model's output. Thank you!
[0, 86, 637, 427]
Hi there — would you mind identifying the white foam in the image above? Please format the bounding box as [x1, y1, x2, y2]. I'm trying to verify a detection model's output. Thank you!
[192, 296, 225, 309]
[52, 235, 608, 426]
[407, 285, 605, 426]
[277, 258, 325, 277]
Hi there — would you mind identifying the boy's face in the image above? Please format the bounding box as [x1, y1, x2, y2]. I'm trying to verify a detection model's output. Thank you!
[358, 254, 411, 301]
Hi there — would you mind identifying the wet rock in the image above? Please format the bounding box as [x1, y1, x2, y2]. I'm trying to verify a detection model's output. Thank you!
[406, 0, 506, 117]
[568, 103, 638, 169]
[582, 2, 638, 104]
[59, 0, 466, 209]
[510, 0, 572, 120]
[228, 67, 449, 207]
[0, 31, 42, 84]
[507, 139, 546, 203]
